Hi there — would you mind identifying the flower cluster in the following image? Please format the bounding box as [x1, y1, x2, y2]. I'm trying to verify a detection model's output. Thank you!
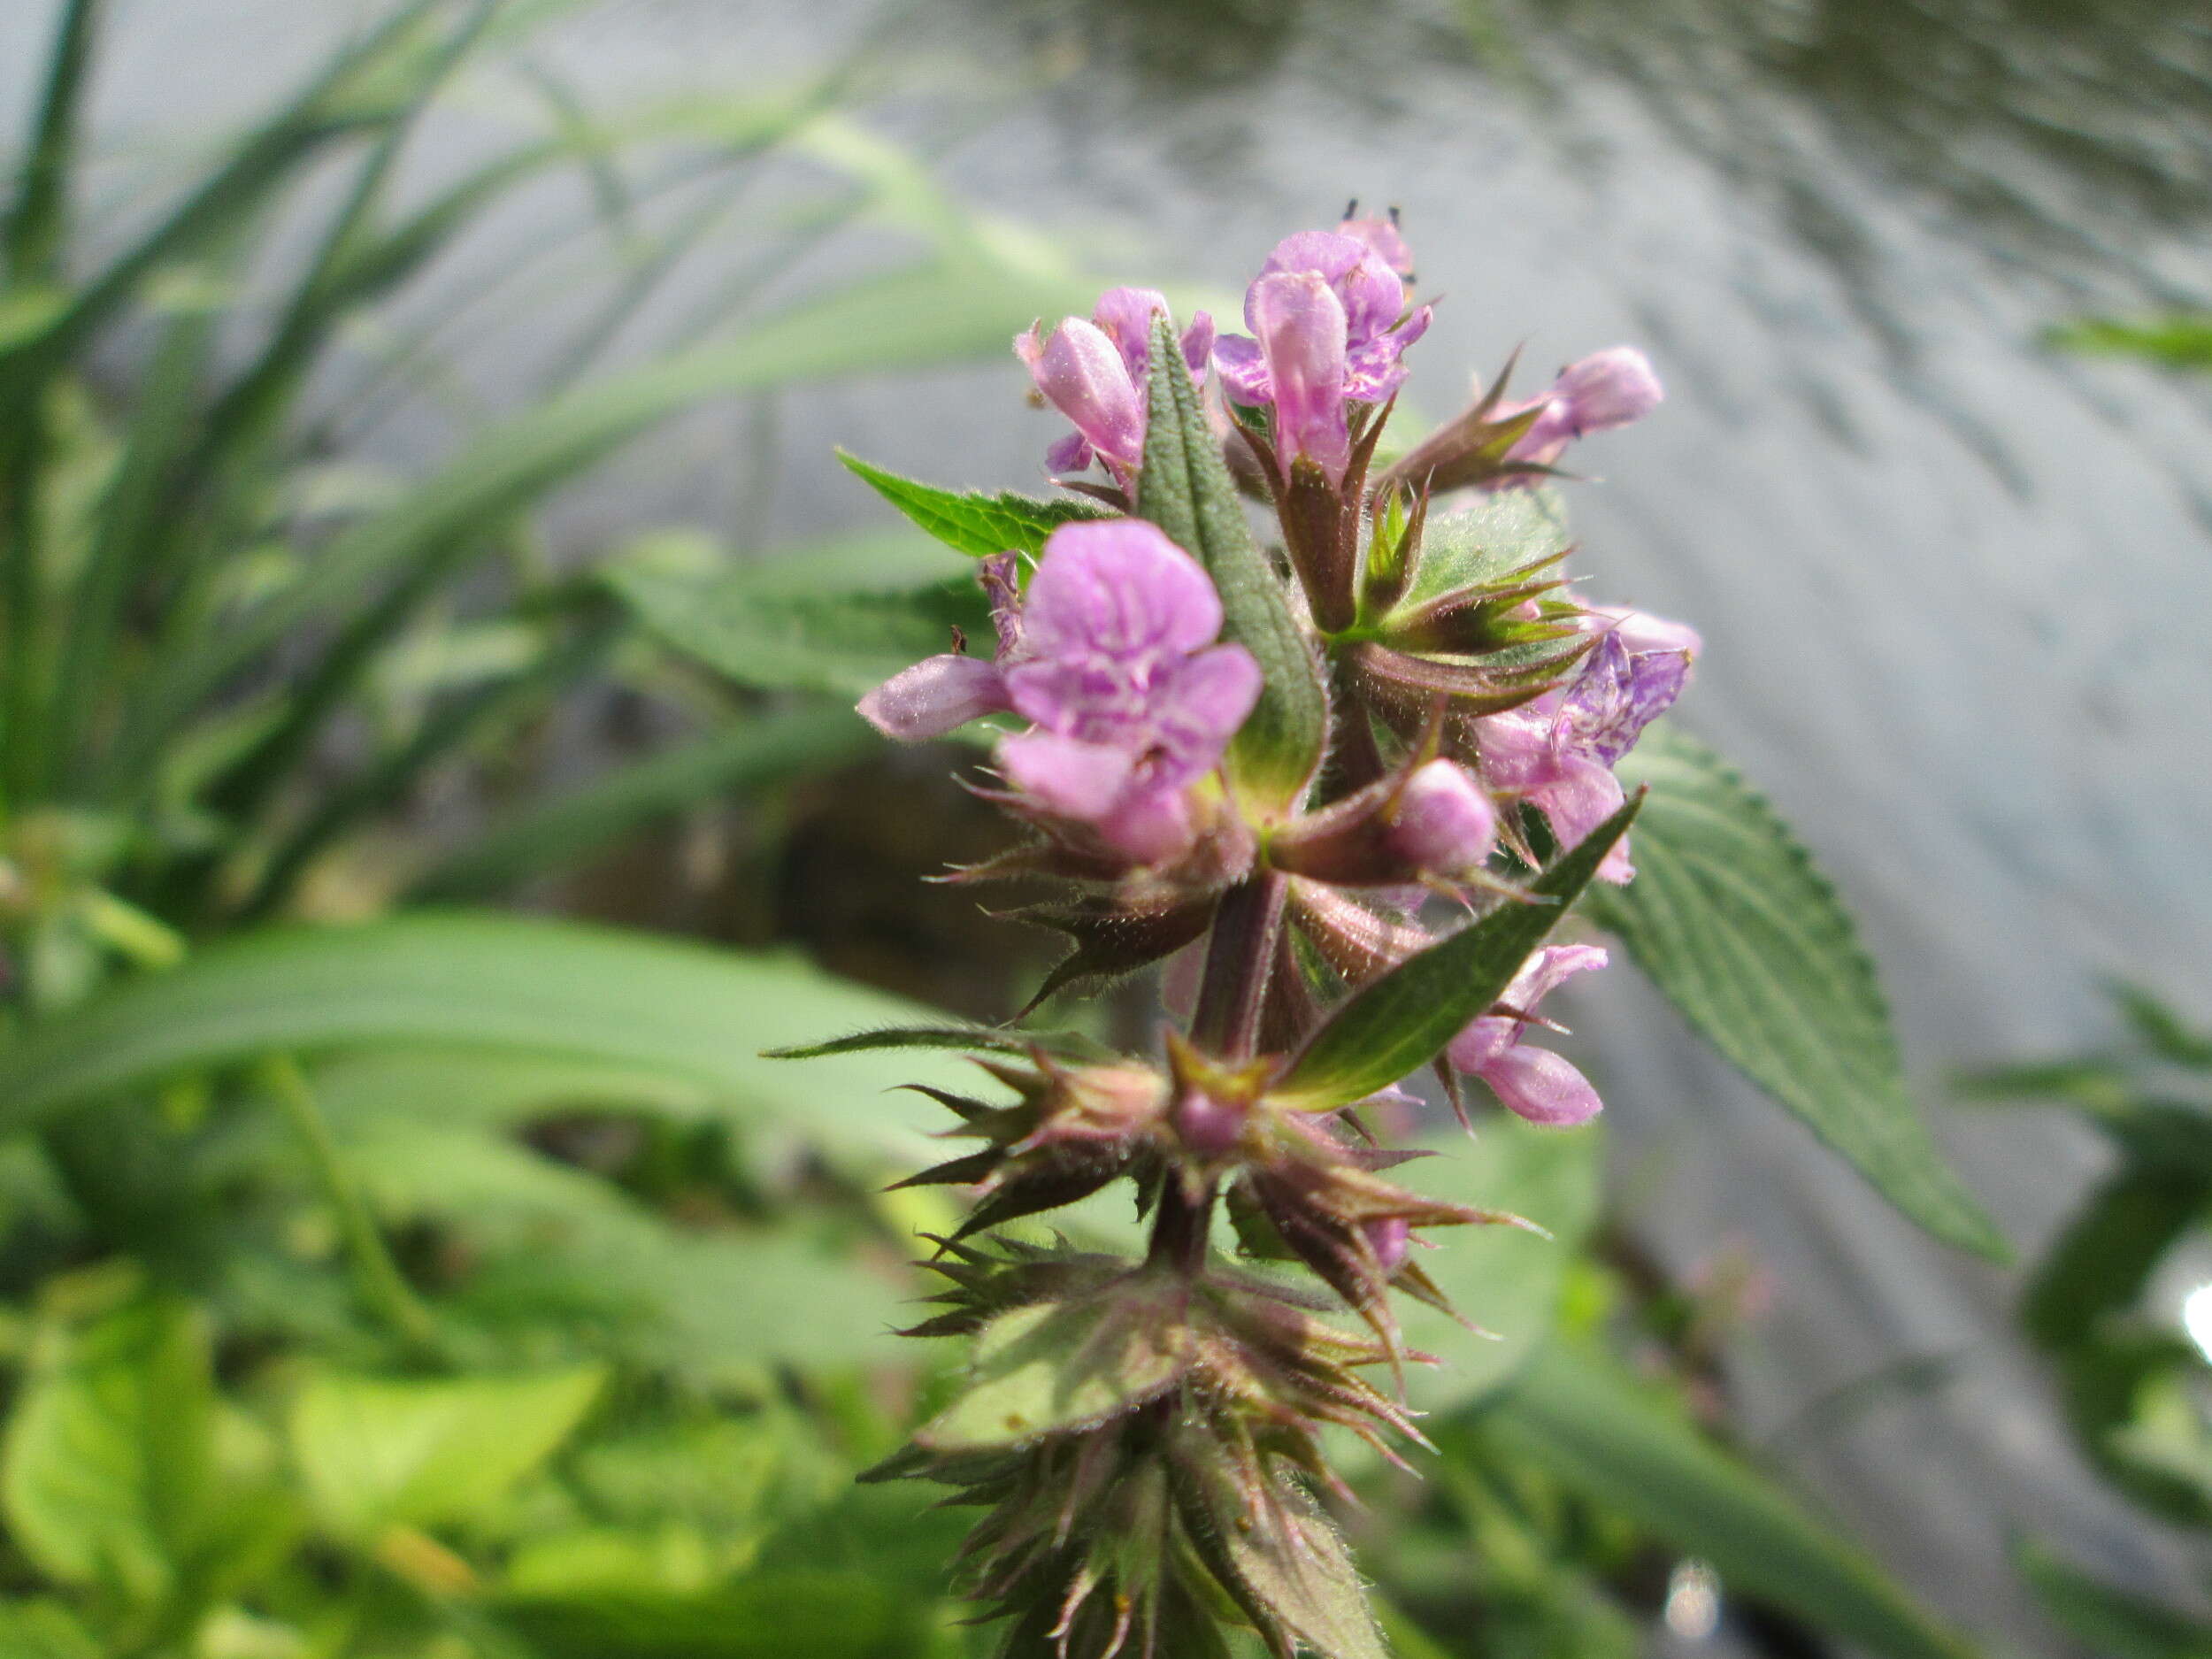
[834, 213, 1694, 1658]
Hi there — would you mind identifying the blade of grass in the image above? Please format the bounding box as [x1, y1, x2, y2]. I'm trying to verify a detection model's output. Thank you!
[4, 0, 100, 283]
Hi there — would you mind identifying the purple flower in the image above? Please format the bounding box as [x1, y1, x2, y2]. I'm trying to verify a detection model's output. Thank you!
[1386, 760, 1497, 876]
[1214, 231, 1432, 478]
[1006, 521, 1263, 861]
[858, 526, 1259, 863]
[1016, 288, 1214, 485]
[1475, 632, 1687, 883]
[1446, 944, 1609, 1125]
[1499, 347, 1663, 472]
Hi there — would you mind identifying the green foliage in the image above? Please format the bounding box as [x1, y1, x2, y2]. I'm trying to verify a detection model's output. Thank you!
[2046, 315, 2212, 369]
[1277, 795, 1638, 1109]
[1135, 311, 1329, 816]
[1592, 725, 2006, 1258]
[290, 1365, 604, 1538]
[610, 559, 991, 703]
[2, 1293, 218, 1603]
[838, 451, 1110, 557]
[1479, 1344, 1980, 1659]
[2016, 1540, 2212, 1659]
[914, 1286, 1194, 1452]
[0, 912, 968, 1150]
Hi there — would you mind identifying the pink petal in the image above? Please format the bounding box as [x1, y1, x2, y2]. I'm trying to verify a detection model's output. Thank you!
[1094, 787, 1195, 864]
[856, 655, 1009, 741]
[1022, 317, 1145, 472]
[1478, 1045, 1604, 1126]
[1022, 520, 1222, 659]
[995, 730, 1133, 818]
[1388, 760, 1497, 874]
[1251, 272, 1349, 485]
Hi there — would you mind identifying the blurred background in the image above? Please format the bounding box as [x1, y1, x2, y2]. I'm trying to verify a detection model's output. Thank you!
[0, 1, 2208, 1655]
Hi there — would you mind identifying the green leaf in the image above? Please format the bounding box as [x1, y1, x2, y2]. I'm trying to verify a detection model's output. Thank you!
[1135, 311, 1326, 815]
[609, 562, 988, 702]
[838, 450, 1108, 557]
[1397, 1117, 1602, 1412]
[764, 1023, 1106, 1062]
[0, 1294, 215, 1607]
[2016, 1539, 2212, 1659]
[497, 1571, 910, 1659]
[1588, 726, 2008, 1260]
[1275, 795, 1640, 1110]
[915, 1282, 1194, 1453]
[288, 1364, 603, 1538]
[0, 912, 982, 1165]
[1399, 488, 1571, 608]
[2045, 315, 2212, 370]
[1483, 1344, 1982, 1659]
[0, 1601, 103, 1659]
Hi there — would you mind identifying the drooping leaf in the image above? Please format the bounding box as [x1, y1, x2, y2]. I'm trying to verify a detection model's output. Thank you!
[1481, 1344, 1982, 1659]
[1136, 311, 1326, 815]
[1396, 1116, 1602, 1412]
[1274, 795, 1639, 1110]
[288, 1364, 604, 1539]
[0, 913, 979, 1164]
[0, 1294, 216, 1607]
[2016, 1539, 2212, 1659]
[1588, 725, 2007, 1260]
[914, 1283, 1194, 1453]
[838, 450, 1109, 557]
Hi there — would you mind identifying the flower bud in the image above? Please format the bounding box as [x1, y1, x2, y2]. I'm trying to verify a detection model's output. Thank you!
[856, 653, 1010, 741]
[1250, 272, 1351, 486]
[1386, 760, 1497, 875]
[1016, 316, 1147, 476]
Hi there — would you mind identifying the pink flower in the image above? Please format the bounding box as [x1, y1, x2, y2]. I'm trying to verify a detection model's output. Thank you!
[1213, 230, 1432, 480]
[997, 521, 1259, 861]
[1497, 347, 1663, 474]
[1016, 288, 1214, 485]
[1476, 633, 1687, 883]
[1446, 944, 1609, 1125]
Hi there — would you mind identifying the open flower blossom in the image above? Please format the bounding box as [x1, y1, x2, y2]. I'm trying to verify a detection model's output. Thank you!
[856, 521, 1260, 864]
[1446, 943, 1610, 1125]
[1497, 346, 1664, 473]
[1475, 629, 1689, 883]
[1214, 231, 1432, 484]
[1017, 288, 1214, 485]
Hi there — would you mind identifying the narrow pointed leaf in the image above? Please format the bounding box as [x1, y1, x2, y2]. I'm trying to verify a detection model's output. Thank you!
[838, 450, 1109, 557]
[1136, 312, 1326, 814]
[1274, 795, 1640, 1109]
[765, 1024, 1108, 1062]
[1586, 726, 2007, 1260]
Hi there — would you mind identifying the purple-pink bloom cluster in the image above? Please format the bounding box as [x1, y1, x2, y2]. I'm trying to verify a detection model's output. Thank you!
[858, 520, 1260, 864]
[1017, 288, 1214, 486]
